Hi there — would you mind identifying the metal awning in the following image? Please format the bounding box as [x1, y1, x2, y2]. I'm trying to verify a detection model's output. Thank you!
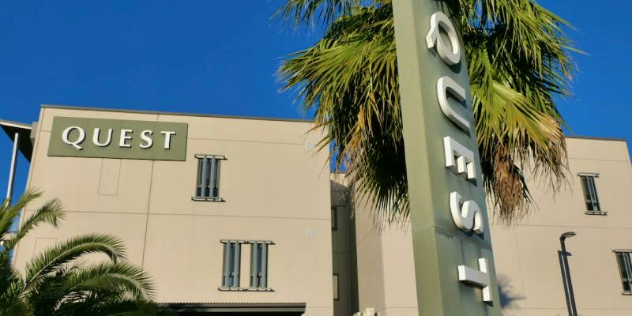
[160, 302, 306, 315]
[0, 119, 33, 162]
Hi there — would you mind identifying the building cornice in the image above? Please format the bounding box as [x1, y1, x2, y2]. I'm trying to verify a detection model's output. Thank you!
[41, 104, 314, 124]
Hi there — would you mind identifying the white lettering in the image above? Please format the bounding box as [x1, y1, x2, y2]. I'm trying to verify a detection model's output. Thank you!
[119, 129, 133, 148]
[161, 131, 176, 149]
[62, 126, 86, 150]
[458, 258, 492, 302]
[426, 12, 461, 66]
[92, 128, 113, 147]
[425, 10, 494, 306]
[449, 192, 484, 234]
[443, 137, 475, 180]
[437, 76, 470, 132]
[140, 130, 153, 149]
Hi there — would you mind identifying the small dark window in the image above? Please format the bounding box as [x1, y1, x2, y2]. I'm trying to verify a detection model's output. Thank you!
[333, 274, 340, 300]
[221, 241, 241, 289]
[580, 174, 601, 212]
[194, 155, 225, 201]
[331, 207, 338, 231]
[615, 251, 632, 294]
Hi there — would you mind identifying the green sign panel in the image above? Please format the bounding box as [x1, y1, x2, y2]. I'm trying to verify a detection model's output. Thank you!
[392, 0, 501, 315]
[48, 117, 188, 161]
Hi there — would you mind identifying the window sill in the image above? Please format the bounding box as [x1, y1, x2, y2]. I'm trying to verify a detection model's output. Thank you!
[192, 197, 225, 202]
[218, 287, 274, 292]
[585, 210, 607, 216]
[622, 292, 632, 296]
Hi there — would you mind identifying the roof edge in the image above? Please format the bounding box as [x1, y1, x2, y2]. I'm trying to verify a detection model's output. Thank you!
[0, 119, 32, 130]
[159, 302, 307, 313]
[0, 119, 34, 162]
[41, 104, 314, 124]
[565, 135, 628, 142]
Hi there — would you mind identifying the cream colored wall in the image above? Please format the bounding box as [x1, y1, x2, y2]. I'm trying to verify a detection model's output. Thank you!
[13, 106, 333, 316]
[493, 137, 632, 316]
[352, 198, 418, 316]
[351, 137, 632, 316]
[353, 197, 387, 315]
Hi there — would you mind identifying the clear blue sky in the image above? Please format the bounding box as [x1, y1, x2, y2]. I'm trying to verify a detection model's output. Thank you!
[0, 0, 630, 200]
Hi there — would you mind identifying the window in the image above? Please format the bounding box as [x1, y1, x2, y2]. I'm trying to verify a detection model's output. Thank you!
[614, 250, 632, 294]
[250, 241, 272, 289]
[220, 240, 274, 291]
[579, 174, 602, 213]
[221, 241, 242, 289]
[333, 274, 340, 300]
[331, 207, 338, 231]
[194, 155, 225, 201]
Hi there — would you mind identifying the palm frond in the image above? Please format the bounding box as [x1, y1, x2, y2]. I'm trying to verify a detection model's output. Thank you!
[0, 260, 29, 316]
[57, 298, 174, 316]
[275, 0, 360, 27]
[3, 198, 64, 253]
[64, 262, 155, 300]
[24, 234, 126, 292]
[280, 3, 404, 223]
[277, 0, 578, 223]
[0, 192, 163, 315]
[0, 189, 43, 240]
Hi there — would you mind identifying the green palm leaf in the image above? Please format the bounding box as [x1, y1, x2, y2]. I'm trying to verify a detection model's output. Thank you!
[25, 234, 126, 290]
[0, 193, 168, 315]
[278, 0, 578, 223]
[64, 262, 155, 300]
[3, 198, 64, 253]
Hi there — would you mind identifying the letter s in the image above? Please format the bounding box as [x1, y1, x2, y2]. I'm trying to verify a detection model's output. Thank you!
[140, 130, 153, 149]
[450, 192, 484, 234]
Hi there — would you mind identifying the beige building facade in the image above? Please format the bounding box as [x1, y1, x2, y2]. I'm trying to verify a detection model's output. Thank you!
[3, 105, 632, 316]
[7, 105, 333, 315]
[345, 137, 632, 316]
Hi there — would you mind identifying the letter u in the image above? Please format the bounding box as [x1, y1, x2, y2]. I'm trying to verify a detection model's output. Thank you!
[93, 128, 113, 147]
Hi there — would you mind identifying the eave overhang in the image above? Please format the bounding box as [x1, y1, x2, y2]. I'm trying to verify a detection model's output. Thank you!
[0, 119, 33, 162]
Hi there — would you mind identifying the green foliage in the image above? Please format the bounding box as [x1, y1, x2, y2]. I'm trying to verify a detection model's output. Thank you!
[0, 191, 173, 316]
[278, 0, 578, 223]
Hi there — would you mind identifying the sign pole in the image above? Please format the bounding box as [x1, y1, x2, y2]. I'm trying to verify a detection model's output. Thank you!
[392, 0, 502, 315]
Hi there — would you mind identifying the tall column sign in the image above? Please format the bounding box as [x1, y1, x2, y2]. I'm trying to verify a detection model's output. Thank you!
[392, 0, 501, 315]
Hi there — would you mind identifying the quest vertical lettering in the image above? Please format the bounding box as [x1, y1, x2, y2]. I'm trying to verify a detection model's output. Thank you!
[427, 11, 493, 303]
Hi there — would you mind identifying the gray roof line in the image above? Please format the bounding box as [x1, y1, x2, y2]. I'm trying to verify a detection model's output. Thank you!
[0, 119, 34, 162]
[41, 104, 314, 123]
[0, 119, 32, 130]
[159, 302, 307, 313]
[565, 135, 628, 142]
[28, 106, 632, 143]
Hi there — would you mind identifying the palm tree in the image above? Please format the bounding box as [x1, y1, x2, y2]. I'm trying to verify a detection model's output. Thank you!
[0, 191, 172, 316]
[277, 0, 578, 223]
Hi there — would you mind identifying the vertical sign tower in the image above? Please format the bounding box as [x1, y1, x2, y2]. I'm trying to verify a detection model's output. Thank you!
[392, 0, 502, 315]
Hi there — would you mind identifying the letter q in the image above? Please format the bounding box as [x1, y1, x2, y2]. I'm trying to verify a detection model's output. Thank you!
[62, 126, 86, 150]
[426, 11, 461, 66]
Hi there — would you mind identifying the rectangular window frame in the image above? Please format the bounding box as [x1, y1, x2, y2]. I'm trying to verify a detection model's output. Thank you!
[220, 240, 243, 290]
[218, 239, 274, 292]
[614, 250, 632, 295]
[249, 241, 274, 291]
[333, 274, 340, 300]
[579, 173, 605, 215]
[331, 207, 338, 231]
[193, 154, 226, 202]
